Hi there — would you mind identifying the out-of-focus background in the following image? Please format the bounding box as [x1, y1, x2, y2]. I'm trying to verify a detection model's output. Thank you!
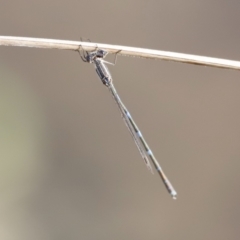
[0, 1, 240, 239]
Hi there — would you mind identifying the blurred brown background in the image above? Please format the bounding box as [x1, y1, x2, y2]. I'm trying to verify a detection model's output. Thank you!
[0, 1, 240, 239]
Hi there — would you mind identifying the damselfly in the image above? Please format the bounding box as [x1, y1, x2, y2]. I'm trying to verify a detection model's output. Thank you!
[78, 46, 177, 199]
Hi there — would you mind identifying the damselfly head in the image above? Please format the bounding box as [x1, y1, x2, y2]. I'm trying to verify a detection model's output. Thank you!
[96, 49, 108, 59]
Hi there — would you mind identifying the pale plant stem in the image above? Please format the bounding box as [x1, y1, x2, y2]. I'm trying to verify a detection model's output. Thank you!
[0, 36, 240, 70]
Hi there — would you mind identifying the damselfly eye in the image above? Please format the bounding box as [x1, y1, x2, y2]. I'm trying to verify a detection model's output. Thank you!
[97, 49, 107, 58]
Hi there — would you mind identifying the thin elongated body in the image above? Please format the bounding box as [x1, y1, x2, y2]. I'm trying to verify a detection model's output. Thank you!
[79, 47, 177, 199]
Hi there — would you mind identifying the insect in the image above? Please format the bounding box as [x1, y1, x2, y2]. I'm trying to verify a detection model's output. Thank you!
[78, 45, 177, 199]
